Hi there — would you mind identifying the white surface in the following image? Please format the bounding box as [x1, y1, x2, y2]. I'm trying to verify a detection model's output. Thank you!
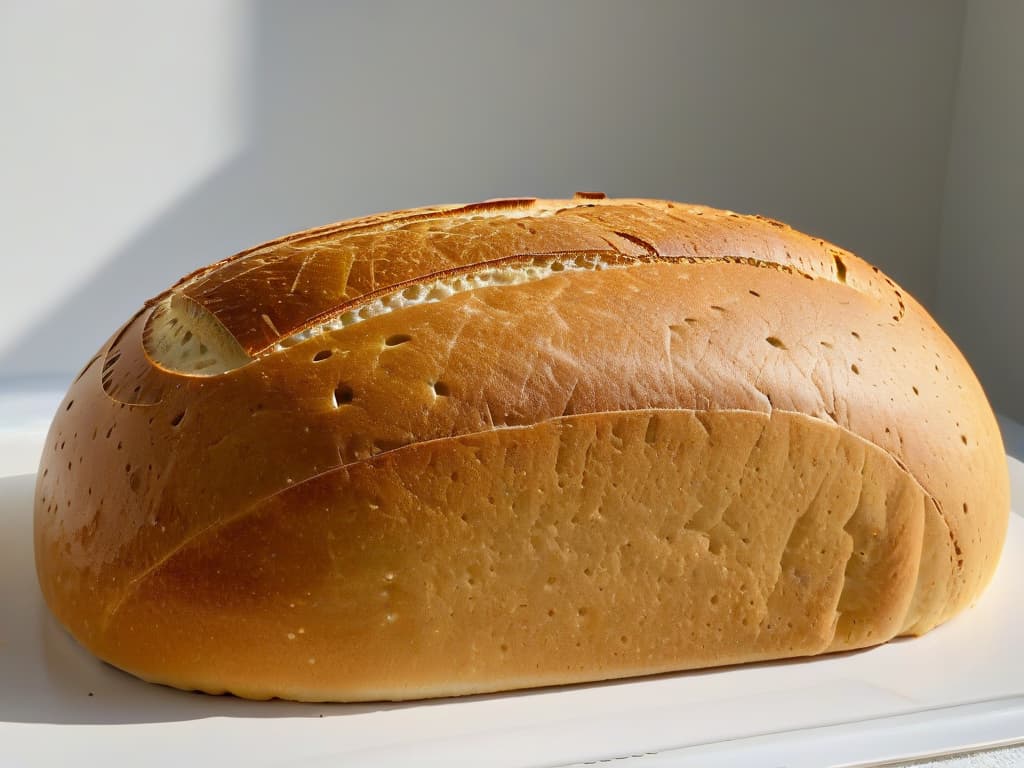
[0, 1, 966, 381]
[618, 699, 1024, 767]
[2, 426, 1023, 766]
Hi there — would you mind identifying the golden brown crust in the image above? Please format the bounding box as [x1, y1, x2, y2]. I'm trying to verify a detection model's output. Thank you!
[34, 198, 1009, 700]
[95, 409, 925, 700]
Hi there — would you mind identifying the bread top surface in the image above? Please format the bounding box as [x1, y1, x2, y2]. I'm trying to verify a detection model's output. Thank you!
[36, 196, 1009, 654]
[162, 196, 908, 359]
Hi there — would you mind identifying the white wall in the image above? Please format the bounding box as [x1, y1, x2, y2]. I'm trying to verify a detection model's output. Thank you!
[0, 1, 247, 372]
[0, 2, 969, 388]
[936, 0, 1024, 423]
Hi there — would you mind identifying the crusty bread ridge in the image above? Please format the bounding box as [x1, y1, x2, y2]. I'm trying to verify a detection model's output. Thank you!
[34, 196, 1009, 701]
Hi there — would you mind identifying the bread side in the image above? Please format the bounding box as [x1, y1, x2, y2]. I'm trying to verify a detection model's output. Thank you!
[34, 199, 1009, 700]
[98, 409, 922, 701]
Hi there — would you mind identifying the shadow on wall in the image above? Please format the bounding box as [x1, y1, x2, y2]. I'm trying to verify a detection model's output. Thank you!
[0, 0, 965, 380]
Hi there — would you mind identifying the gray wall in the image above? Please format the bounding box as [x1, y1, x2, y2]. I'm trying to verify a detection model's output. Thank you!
[936, 0, 1024, 423]
[7, 1, 1012, 420]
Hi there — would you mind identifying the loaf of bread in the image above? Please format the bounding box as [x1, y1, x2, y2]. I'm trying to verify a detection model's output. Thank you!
[35, 196, 1009, 701]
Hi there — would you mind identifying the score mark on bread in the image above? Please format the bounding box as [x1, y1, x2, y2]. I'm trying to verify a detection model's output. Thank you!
[145, 293, 251, 375]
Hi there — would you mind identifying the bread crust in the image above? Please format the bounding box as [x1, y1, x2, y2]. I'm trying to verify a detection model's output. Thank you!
[34, 198, 1009, 700]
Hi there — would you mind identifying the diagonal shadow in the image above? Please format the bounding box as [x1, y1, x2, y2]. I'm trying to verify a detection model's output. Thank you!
[0, 152, 274, 378]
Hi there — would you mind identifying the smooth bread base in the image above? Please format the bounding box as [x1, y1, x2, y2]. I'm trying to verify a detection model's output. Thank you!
[90, 408, 927, 702]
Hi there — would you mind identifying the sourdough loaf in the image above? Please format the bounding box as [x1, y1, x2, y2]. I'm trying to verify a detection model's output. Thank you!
[34, 196, 1009, 701]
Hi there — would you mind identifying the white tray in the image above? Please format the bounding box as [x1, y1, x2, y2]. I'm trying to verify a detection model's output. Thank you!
[2, 436, 1023, 767]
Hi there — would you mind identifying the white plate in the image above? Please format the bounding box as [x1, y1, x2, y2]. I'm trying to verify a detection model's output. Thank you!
[2, 449, 1023, 767]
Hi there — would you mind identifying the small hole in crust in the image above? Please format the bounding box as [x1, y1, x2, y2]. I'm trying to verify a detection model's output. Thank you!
[433, 381, 451, 397]
[384, 334, 412, 347]
[912, 386, 920, 396]
[333, 385, 354, 406]
[313, 350, 332, 362]
[748, 290, 761, 297]
[170, 411, 186, 427]
[834, 255, 847, 283]
[851, 364, 860, 375]
[765, 336, 787, 349]
[961, 434, 968, 445]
